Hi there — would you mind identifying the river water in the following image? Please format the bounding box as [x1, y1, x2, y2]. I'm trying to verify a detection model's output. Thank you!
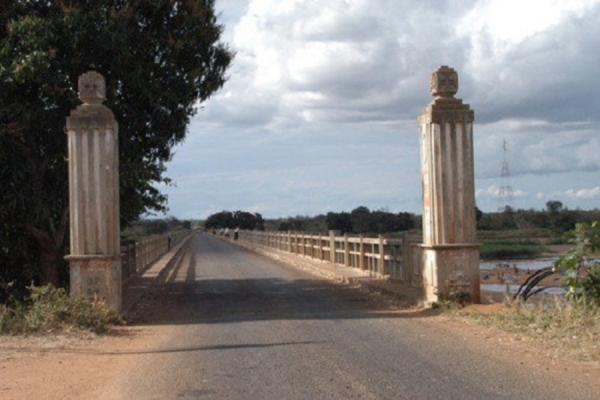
[481, 283, 566, 295]
[480, 257, 564, 294]
[480, 258, 557, 271]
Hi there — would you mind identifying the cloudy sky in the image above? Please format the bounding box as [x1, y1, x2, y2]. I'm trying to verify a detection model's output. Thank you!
[157, 0, 600, 220]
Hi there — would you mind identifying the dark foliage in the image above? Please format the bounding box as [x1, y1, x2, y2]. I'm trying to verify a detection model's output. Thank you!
[0, 0, 233, 296]
[272, 206, 416, 235]
[205, 211, 265, 231]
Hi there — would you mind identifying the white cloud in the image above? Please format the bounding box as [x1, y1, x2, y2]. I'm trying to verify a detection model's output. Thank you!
[476, 185, 527, 198]
[161, 0, 600, 218]
[458, 0, 598, 44]
[566, 186, 600, 199]
[458, 1, 600, 124]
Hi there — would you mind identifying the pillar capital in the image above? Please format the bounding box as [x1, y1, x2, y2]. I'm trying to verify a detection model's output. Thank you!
[68, 71, 116, 131]
[78, 70, 106, 105]
[421, 66, 473, 124]
[419, 98, 474, 124]
[430, 65, 458, 98]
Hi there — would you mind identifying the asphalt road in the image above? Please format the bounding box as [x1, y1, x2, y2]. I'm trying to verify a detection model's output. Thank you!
[97, 233, 594, 399]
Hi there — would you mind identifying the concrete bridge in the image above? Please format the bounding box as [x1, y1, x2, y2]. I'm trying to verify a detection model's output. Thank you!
[67, 66, 480, 312]
[105, 231, 594, 399]
[121, 230, 422, 317]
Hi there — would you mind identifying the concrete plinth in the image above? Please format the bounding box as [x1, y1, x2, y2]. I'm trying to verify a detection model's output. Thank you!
[420, 244, 480, 303]
[66, 255, 122, 312]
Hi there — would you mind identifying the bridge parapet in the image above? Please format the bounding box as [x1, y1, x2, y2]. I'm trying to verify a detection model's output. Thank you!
[236, 230, 423, 285]
[120, 230, 190, 283]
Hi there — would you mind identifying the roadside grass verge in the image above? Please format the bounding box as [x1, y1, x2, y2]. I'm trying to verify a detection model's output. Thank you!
[480, 239, 544, 260]
[0, 285, 122, 335]
[460, 298, 600, 362]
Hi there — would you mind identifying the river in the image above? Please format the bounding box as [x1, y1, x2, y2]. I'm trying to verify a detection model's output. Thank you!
[480, 257, 565, 294]
[480, 257, 557, 271]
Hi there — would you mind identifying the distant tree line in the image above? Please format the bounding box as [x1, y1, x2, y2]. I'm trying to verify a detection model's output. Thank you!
[225, 201, 600, 237]
[121, 217, 191, 239]
[264, 206, 417, 235]
[204, 211, 265, 231]
[477, 201, 600, 233]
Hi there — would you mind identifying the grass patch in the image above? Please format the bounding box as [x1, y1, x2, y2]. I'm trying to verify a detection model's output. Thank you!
[0, 285, 122, 335]
[462, 299, 600, 362]
[477, 229, 555, 239]
[480, 239, 544, 259]
[544, 236, 571, 245]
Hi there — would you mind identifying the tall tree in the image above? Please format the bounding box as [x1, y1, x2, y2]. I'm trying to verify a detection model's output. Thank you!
[350, 206, 371, 233]
[326, 211, 352, 233]
[0, 0, 233, 290]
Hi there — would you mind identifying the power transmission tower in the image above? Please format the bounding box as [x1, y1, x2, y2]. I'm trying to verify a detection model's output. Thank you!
[498, 139, 513, 212]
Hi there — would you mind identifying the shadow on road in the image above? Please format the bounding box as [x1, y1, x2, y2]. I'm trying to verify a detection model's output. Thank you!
[108, 340, 324, 355]
[133, 275, 439, 326]
[126, 232, 440, 326]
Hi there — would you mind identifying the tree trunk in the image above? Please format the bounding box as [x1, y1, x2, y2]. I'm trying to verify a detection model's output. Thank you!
[27, 207, 69, 287]
[38, 245, 62, 287]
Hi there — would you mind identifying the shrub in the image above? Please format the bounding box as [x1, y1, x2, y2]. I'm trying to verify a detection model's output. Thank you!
[0, 285, 122, 334]
[433, 288, 472, 309]
[553, 221, 600, 304]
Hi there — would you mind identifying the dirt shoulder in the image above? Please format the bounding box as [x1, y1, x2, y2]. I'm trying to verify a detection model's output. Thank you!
[1, 297, 599, 399]
[0, 326, 165, 400]
[0, 241, 597, 399]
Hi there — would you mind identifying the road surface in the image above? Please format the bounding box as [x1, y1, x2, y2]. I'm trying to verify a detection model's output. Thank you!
[96, 232, 596, 399]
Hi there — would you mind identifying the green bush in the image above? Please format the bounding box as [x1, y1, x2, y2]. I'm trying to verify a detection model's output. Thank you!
[545, 236, 570, 245]
[553, 221, 600, 304]
[0, 285, 122, 334]
[433, 288, 473, 309]
[477, 229, 554, 239]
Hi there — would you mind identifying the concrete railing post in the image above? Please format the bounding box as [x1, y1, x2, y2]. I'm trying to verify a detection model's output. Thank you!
[379, 235, 386, 276]
[418, 66, 481, 304]
[329, 230, 340, 264]
[401, 231, 410, 284]
[65, 71, 121, 312]
[344, 234, 350, 267]
[359, 236, 365, 270]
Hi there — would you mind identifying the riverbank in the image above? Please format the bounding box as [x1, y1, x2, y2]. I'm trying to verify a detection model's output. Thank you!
[479, 243, 572, 287]
[480, 264, 563, 287]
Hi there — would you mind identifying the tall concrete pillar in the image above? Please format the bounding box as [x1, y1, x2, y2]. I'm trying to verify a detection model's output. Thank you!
[417, 66, 480, 304]
[65, 71, 121, 312]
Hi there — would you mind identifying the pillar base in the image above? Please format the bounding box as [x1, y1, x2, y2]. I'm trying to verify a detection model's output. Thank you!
[419, 243, 481, 305]
[66, 255, 122, 313]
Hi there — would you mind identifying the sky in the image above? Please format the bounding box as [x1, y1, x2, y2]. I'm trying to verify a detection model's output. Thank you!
[157, 0, 600, 220]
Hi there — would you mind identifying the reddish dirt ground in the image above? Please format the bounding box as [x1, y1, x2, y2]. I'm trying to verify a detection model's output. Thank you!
[0, 244, 595, 399]
[1, 301, 599, 399]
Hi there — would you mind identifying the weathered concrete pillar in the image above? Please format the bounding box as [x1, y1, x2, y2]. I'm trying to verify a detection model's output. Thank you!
[417, 66, 480, 304]
[65, 71, 121, 312]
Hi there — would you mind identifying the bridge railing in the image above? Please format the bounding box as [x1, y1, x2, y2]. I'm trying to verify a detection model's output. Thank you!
[120, 230, 190, 283]
[237, 230, 422, 284]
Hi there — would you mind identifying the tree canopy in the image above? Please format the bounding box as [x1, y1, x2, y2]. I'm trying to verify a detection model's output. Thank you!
[271, 207, 417, 235]
[0, 0, 233, 296]
[205, 211, 265, 231]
